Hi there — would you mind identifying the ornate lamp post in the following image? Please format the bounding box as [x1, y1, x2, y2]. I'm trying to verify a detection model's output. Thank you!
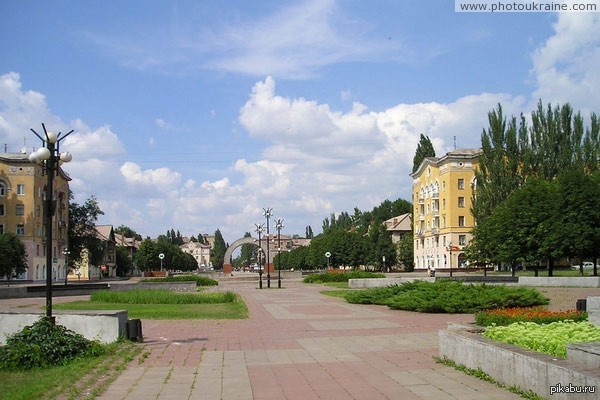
[447, 242, 453, 278]
[275, 218, 284, 288]
[63, 249, 70, 286]
[254, 223, 265, 289]
[29, 123, 73, 322]
[263, 207, 272, 288]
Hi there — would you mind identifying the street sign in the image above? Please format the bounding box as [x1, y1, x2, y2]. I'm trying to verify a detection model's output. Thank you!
[325, 252, 331, 258]
[158, 253, 165, 259]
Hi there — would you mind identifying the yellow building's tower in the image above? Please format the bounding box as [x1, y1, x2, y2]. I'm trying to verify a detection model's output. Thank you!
[0, 152, 70, 281]
[410, 149, 481, 271]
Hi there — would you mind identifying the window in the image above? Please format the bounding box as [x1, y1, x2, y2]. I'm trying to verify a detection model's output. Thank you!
[458, 197, 465, 208]
[458, 179, 465, 190]
[17, 184, 25, 195]
[0, 204, 4, 216]
[0, 224, 3, 234]
[16, 204, 24, 216]
[0, 182, 5, 196]
[16, 224, 25, 235]
[459, 235, 467, 246]
[458, 216, 465, 227]
[442, 199, 446, 209]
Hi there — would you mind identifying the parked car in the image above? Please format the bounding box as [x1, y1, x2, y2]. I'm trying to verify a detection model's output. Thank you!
[570, 262, 595, 270]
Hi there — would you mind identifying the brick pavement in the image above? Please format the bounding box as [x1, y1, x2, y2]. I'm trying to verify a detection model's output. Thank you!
[95, 279, 522, 400]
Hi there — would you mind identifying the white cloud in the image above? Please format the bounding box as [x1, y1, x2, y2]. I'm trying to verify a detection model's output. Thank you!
[531, 12, 600, 113]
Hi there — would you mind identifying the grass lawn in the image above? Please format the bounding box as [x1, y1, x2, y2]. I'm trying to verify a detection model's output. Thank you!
[54, 300, 248, 319]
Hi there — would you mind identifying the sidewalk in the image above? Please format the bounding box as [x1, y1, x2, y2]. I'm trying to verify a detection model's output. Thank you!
[96, 279, 521, 400]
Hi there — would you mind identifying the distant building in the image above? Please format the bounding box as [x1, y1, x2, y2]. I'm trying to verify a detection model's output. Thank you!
[410, 149, 481, 271]
[384, 213, 412, 245]
[0, 151, 70, 281]
[180, 240, 211, 268]
[73, 225, 116, 279]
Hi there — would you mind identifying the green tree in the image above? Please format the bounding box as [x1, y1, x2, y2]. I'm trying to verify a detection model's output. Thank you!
[114, 225, 142, 241]
[412, 133, 436, 173]
[397, 233, 414, 271]
[211, 229, 227, 270]
[305, 225, 313, 239]
[239, 232, 253, 268]
[0, 232, 28, 286]
[115, 246, 133, 277]
[134, 239, 159, 271]
[68, 194, 104, 268]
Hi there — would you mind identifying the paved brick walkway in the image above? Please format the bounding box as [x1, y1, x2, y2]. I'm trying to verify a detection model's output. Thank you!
[96, 279, 522, 400]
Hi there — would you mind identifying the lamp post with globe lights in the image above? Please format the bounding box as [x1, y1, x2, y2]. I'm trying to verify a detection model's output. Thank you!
[275, 218, 284, 288]
[29, 123, 73, 322]
[63, 249, 70, 286]
[254, 223, 265, 289]
[263, 207, 272, 288]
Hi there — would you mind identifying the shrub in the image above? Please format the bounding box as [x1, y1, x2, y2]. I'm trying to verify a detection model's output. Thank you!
[345, 280, 549, 313]
[484, 320, 600, 358]
[475, 307, 587, 326]
[140, 275, 218, 286]
[0, 317, 104, 371]
[91, 289, 237, 304]
[303, 271, 385, 284]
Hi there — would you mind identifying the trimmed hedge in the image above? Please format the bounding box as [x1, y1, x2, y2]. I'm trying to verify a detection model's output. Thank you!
[303, 271, 385, 283]
[140, 275, 218, 286]
[343, 280, 549, 313]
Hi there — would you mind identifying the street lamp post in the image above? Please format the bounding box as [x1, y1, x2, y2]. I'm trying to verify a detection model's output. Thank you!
[29, 123, 73, 322]
[263, 208, 272, 288]
[254, 223, 265, 289]
[275, 218, 284, 288]
[63, 249, 70, 286]
[447, 242, 453, 278]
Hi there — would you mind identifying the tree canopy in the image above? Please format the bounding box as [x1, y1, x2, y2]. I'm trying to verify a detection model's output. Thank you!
[412, 134, 436, 173]
[0, 232, 28, 285]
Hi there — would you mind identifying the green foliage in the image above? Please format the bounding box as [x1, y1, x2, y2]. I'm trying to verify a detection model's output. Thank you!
[68, 194, 104, 267]
[0, 232, 28, 285]
[116, 245, 133, 277]
[211, 229, 227, 269]
[140, 275, 218, 286]
[344, 280, 549, 313]
[412, 133, 436, 173]
[303, 271, 385, 283]
[484, 321, 600, 358]
[396, 233, 414, 271]
[90, 289, 236, 304]
[134, 239, 198, 272]
[0, 317, 105, 371]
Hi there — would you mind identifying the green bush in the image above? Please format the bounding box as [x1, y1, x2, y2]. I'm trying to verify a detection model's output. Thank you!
[0, 317, 105, 371]
[140, 275, 218, 286]
[91, 289, 237, 304]
[303, 271, 385, 283]
[344, 280, 549, 313]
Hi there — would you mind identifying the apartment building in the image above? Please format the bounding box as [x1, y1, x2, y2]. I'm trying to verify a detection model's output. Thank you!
[0, 151, 70, 281]
[410, 148, 481, 271]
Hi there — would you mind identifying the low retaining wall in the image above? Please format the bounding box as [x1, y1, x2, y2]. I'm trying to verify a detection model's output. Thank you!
[348, 277, 435, 289]
[589, 297, 600, 325]
[439, 326, 599, 400]
[0, 310, 128, 345]
[110, 282, 197, 292]
[519, 276, 600, 287]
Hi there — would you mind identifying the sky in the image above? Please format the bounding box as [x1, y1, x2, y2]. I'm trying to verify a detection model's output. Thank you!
[1, 0, 599, 244]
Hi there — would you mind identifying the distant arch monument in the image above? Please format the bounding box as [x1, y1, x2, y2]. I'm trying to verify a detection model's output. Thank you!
[222, 236, 273, 274]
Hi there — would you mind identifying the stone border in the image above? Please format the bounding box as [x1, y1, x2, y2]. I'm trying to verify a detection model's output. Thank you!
[0, 310, 128, 344]
[439, 326, 599, 400]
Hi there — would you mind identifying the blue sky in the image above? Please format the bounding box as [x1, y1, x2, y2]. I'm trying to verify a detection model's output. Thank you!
[1, 0, 599, 243]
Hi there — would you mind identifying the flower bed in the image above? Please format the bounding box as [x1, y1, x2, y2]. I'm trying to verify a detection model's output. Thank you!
[483, 320, 600, 358]
[475, 306, 587, 326]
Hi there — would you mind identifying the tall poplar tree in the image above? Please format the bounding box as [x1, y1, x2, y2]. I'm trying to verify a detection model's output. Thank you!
[412, 134, 436, 173]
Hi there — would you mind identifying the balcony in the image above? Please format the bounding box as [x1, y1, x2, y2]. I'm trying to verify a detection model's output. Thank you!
[431, 192, 439, 199]
[418, 214, 425, 221]
[431, 228, 440, 235]
[418, 197, 424, 204]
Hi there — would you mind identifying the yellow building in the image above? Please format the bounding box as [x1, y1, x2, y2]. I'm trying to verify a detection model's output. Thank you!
[0, 152, 70, 282]
[410, 149, 481, 271]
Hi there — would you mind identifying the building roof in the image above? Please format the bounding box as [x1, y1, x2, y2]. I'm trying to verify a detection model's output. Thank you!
[114, 233, 141, 249]
[411, 148, 482, 178]
[95, 225, 115, 242]
[385, 213, 412, 232]
[0, 152, 72, 180]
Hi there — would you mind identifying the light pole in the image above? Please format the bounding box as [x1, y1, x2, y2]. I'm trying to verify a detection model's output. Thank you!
[275, 218, 284, 288]
[254, 223, 265, 289]
[447, 242, 453, 278]
[63, 249, 70, 286]
[29, 123, 73, 323]
[263, 207, 272, 288]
